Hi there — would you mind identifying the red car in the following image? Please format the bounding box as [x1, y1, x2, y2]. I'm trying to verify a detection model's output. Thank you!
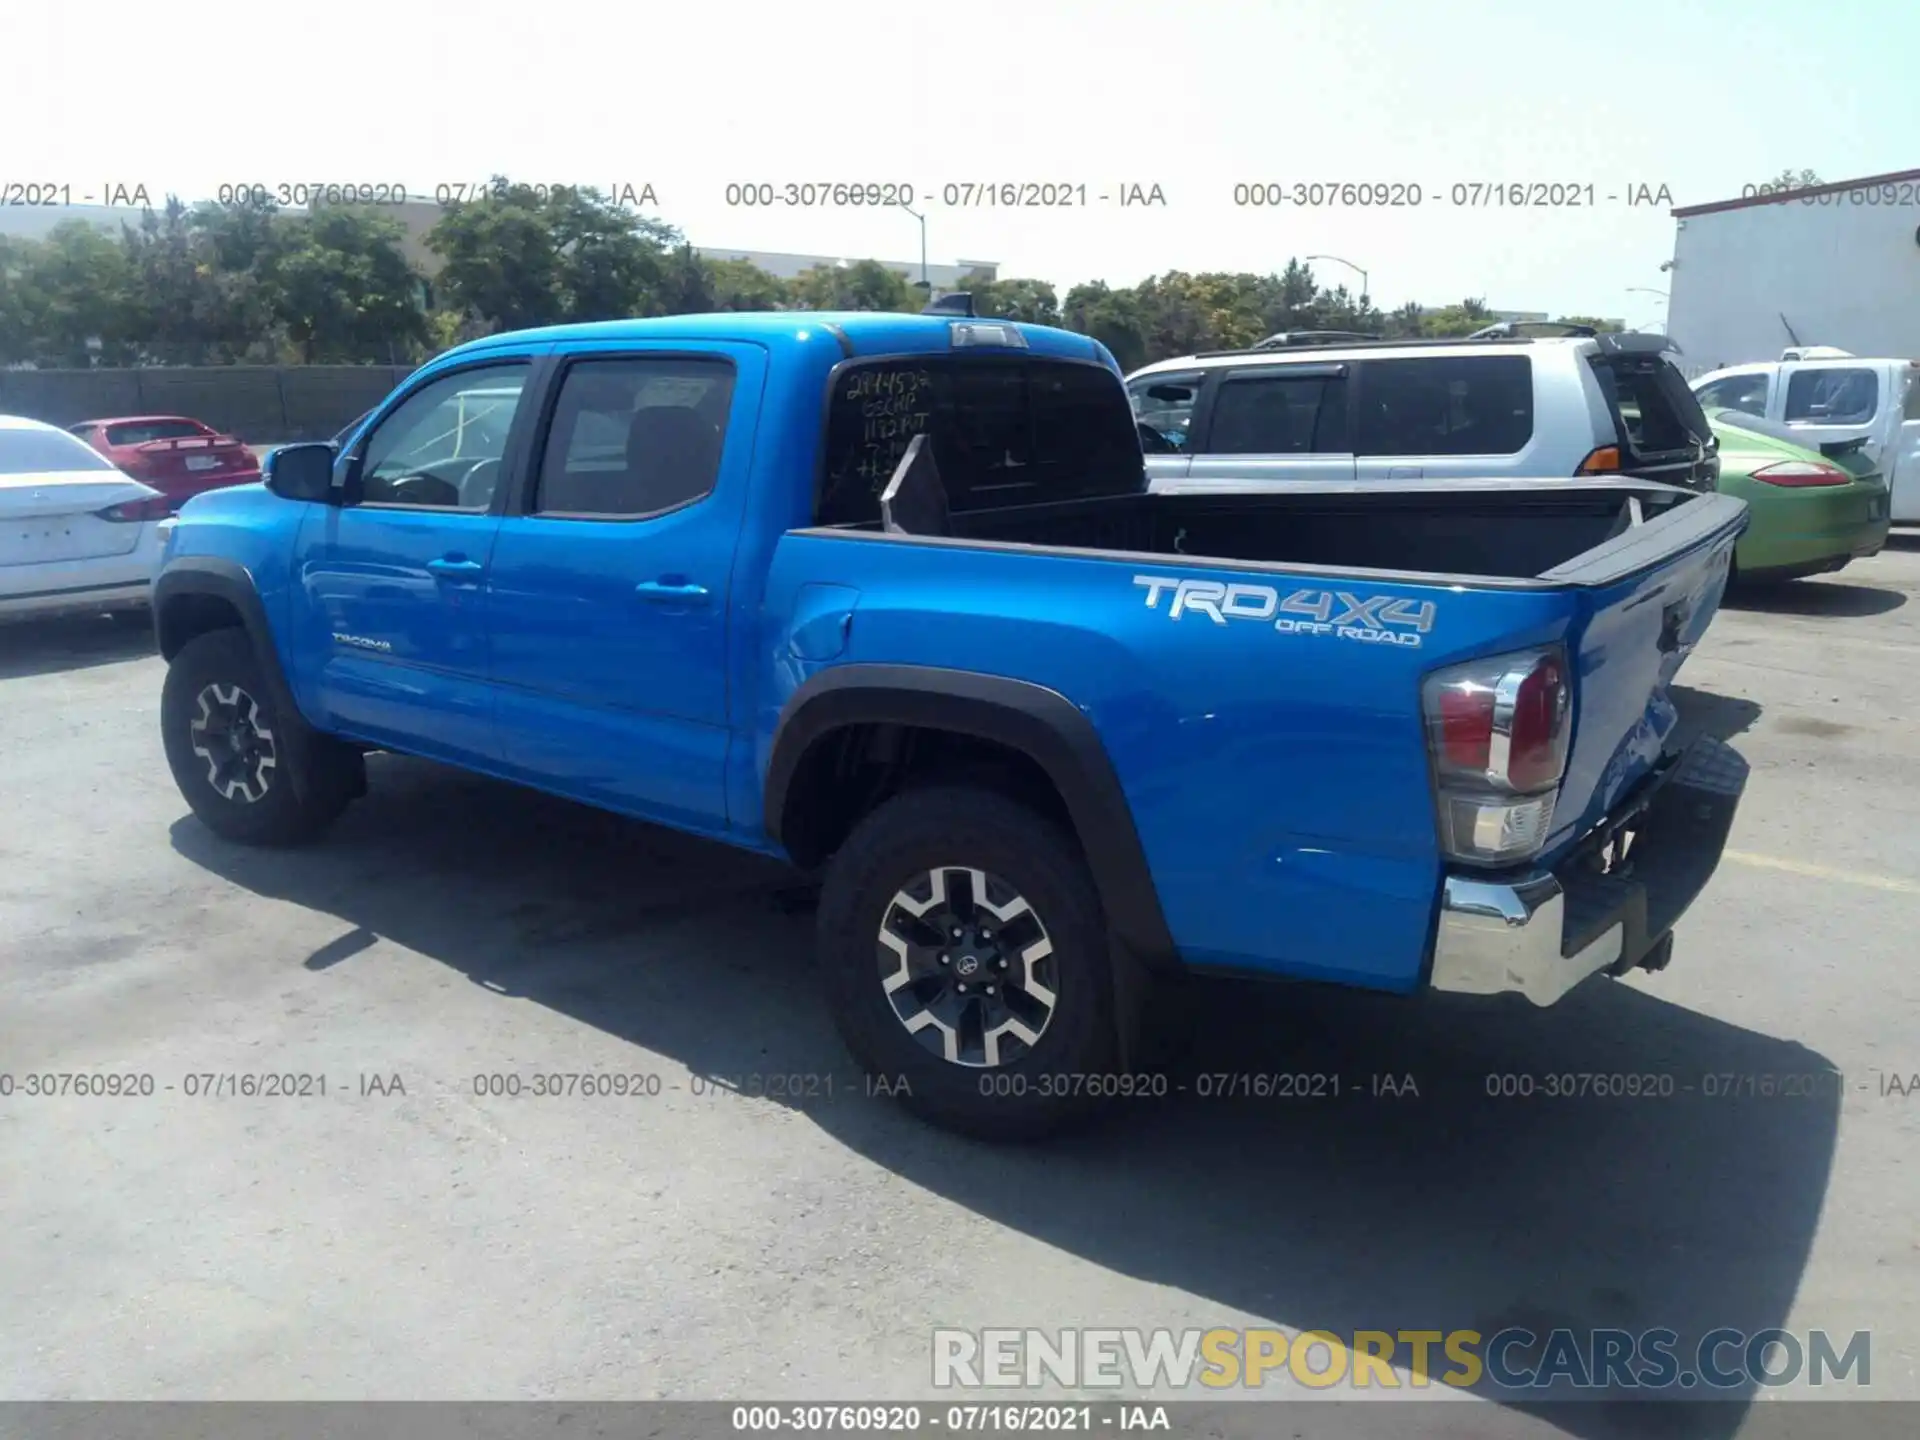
[67, 415, 260, 510]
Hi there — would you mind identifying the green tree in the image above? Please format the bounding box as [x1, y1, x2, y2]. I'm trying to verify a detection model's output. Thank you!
[118, 196, 245, 363]
[1385, 301, 1425, 338]
[706, 257, 789, 311]
[263, 207, 427, 362]
[1416, 299, 1494, 337]
[17, 221, 143, 366]
[0, 236, 49, 364]
[1761, 167, 1823, 194]
[1555, 314, 1623, 333]
[657, 242, 717, 315]
[786, 259, 919, 311]
[427, 178, 682, 329]
[954, 269, 1060, 325]
[1060, 280, 1148, 371]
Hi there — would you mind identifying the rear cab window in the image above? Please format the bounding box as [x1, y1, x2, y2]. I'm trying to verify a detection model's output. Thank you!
[534, 358, 734, 518]
[817, 356, 1141, 526]
[1352, 355, 1533, 455]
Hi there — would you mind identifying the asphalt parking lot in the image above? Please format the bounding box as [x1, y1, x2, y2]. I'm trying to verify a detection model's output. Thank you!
[3, 544, 1919, 1435]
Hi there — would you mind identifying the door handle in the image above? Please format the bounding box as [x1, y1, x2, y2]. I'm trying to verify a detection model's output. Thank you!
[634, 580, 711, 604]
[427, 556, 485, 578]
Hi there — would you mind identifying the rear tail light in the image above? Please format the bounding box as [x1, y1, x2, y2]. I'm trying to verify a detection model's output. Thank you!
[1575, 445, 1621, 475]
[97, 496, 174, 522]
[1749, 460, 1848, 488]
[1422, 646, 1572, 865]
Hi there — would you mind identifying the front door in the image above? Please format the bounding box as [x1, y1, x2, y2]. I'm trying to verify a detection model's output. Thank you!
[485, 345, 763, 834]
[286, 358, 537, 765]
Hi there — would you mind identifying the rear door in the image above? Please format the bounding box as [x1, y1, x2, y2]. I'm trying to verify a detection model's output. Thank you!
[484, 343, 763, 833]
[1178, 362, 1356, 485]
[1351, 353, 1537, 481]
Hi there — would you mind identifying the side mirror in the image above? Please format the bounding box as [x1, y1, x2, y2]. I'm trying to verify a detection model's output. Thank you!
[263, 443, 339, 502]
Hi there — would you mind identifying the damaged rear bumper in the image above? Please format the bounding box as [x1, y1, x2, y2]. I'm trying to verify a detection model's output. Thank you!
[1428, 735, 1750, 1006]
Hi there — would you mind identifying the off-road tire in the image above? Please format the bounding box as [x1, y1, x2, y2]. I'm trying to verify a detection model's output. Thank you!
[161, 628, 356, 846]
[817, 785, 1137, 1140]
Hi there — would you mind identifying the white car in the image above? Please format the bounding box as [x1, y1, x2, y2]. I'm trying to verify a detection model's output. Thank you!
[1692, 356, 1920, 519]
[0, 414, 172, 623]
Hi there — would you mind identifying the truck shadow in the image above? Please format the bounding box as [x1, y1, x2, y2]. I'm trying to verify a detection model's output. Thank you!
[0, 612, 155, 679]
[1668, 685, 1761, 748]
[1723, 580, 1906, 617]
[171, 753, 1836, 1439]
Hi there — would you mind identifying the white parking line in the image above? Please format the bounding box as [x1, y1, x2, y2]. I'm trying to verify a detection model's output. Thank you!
[1726, 850, 1920, 896]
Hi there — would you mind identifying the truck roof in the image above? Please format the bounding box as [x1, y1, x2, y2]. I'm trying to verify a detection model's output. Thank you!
[441, 311, 1117, 369]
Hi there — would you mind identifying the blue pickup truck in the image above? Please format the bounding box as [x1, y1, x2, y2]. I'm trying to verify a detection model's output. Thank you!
[153, 307, 1751, 1137]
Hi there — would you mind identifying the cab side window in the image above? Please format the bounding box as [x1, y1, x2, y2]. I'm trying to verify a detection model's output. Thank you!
[358, 364, 530, 510]
[534, 357, 734, 518]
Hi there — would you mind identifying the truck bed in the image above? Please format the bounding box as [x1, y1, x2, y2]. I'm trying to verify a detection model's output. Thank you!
[828, 477, 1728, 586]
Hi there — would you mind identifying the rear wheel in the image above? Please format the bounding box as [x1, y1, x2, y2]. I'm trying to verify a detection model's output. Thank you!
[161, 629, 358, 846]
[817, 785, 1137, 1140]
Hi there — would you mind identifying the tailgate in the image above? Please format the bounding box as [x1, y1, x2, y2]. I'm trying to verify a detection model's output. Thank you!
[1539, 491, 1747, 855]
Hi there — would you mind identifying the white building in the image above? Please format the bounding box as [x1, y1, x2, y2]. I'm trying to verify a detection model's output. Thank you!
[1664, 166, 1920, 375]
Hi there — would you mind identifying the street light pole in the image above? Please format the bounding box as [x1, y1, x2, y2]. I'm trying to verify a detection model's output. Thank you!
[1306, 253, 1369, 302]
[901, 203, 928, 289]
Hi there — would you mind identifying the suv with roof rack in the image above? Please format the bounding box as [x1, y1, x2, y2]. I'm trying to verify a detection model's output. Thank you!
[1128, 328, 1719, 493]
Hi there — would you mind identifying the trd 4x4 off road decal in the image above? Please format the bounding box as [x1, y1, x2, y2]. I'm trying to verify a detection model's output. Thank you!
[1133, 575, 1436, 649]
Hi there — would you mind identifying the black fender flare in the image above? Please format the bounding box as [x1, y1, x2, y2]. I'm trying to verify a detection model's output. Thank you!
[153, 557, 323, 801]
[765, 665, 1179, 970]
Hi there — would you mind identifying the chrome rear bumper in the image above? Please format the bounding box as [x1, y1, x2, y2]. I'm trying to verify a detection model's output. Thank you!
[1429, 735, 1750, 1006]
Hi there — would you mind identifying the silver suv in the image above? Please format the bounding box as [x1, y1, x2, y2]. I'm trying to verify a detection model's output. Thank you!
[1127, 327, 1719, 493]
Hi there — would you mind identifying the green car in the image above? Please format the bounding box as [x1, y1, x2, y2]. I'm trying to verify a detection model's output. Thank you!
[1706, 411, 1890, 584]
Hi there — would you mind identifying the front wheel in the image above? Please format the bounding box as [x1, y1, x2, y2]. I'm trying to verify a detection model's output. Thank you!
[161, 628, 358, 846]
[816, 786, 1137, 1140]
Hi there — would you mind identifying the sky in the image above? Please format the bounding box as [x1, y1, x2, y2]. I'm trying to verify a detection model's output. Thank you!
[7, 0, 1918, 326]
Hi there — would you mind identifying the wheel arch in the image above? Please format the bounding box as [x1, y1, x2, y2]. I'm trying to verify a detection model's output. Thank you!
[765, 665, 1179, 970]
[155, 558, 320, 800]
